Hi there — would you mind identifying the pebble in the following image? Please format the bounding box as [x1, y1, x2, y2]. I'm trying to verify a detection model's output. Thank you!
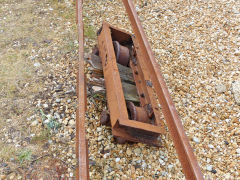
[134, 148, 141, 155]
[208, 144, 214, 149]
[215, 84, 226, 93]
[56, 98, 61, 103]
[126, 149, 132, 156]
[31, 120, 38, 126]
[236, 148, 240, 154]
[211, 169, 217, 174]
[232, 81, 240, 105]
[115, 158, 120, 163]
[193, 137, 200, 143]
[98, 136, 104, 141]
[96, 127, 102, 132]
[224, 140, 229, 145]
[159, 159, 165, 166]
[34, 62, 41, 67]
[6, 119, 12, 123]
[68, 119, 75, 126]
[206, 165, 213, 172]
[9, 174, 15, 180]
[43, 104, 48, 109]
[141, 162, 147, 169]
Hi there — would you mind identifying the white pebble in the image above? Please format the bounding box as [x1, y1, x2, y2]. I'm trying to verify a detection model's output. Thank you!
[115, 158, 120, 162]
[215, 84, 226, 93]
[31, 120, 38, 126]
[142, 162, 147, 169]
[193, 137, 200, 143]
[96, 127, 102, 132]
[97, 136, 103, 141]
[236, 148, 240, 154]
[206, 165, 213, 171]
[208, 144, 214, 149]
[34, 62, 41, 67]
[159, 159, 165, 165]
[43, 104, 48, 108]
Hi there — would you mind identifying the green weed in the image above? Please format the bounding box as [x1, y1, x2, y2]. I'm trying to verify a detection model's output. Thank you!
[18, 150, 32, 164]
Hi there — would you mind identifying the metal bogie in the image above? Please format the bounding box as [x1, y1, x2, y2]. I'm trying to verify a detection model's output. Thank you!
[97, 22, 165, 146]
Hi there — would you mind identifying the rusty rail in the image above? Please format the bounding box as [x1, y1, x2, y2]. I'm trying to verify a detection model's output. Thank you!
[122, 0, 204, 179]
[76, 0, 89, 179]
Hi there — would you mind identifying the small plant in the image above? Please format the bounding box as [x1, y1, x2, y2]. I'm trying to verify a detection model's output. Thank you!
[39, 109, 61, 132]
[85, 25, 96, 39]
[40, 109, 47, 121]
[47, 117, 60, 131]
[18, 150, 32, 164]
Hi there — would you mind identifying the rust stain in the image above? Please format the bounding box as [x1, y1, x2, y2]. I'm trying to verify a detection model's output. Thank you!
[76, 0, 89, 179]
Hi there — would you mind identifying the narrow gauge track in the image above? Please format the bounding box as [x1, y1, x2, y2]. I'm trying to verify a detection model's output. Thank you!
[76, 0, 204, 179]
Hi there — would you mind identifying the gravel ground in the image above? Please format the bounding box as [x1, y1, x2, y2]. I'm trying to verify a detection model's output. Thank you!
[83, 0, 240, 179]
[0, 0, 239, 179]
[0, 0, 78, 179]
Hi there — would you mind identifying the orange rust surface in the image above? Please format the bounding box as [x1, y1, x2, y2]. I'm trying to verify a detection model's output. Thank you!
[76, 0, 89, 179]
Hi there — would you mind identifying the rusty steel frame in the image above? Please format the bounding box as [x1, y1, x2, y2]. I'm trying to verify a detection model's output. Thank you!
[122, 0, 204, 179]
[76, 0, 89, 179]
[98, 22, 166, 146]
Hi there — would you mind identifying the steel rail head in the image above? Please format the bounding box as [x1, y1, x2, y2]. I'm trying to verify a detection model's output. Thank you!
[76, 0, 89, 179]
[121, 0, 204, 179]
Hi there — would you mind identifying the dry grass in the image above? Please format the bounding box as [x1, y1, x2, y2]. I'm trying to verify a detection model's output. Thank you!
[0, 0, 50, 167]
[0, 142, 17, 162]
[0, 0, 78, 178]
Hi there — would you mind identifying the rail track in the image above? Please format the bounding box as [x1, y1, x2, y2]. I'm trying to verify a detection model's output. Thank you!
[76, 0, 204, 179]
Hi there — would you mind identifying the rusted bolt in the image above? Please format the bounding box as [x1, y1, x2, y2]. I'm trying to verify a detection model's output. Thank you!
[132, 57, 137, 66]
[135, 70, 138, 75]
[140, 93, 145, 98]
[146, 80, 152, 87]
[144, 104, 154, 118]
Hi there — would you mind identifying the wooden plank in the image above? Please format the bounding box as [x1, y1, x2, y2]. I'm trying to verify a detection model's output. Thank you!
[88, 82, 139, 103]
[88, 54, 135, 85]
[86, 54, 139, 103]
